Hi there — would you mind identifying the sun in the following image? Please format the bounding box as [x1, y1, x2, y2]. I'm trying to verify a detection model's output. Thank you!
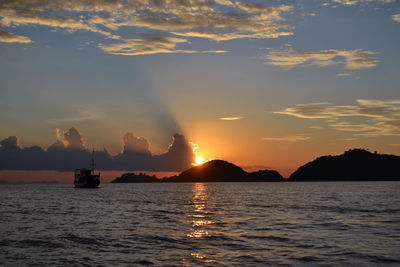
[195, 156, 205, 165]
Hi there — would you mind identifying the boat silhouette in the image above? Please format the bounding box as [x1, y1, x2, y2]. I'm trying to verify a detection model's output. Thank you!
[74, 150, 100, 188]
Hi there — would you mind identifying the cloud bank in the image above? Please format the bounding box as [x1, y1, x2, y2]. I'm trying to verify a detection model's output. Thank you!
[263, 47, 378, 70]
[275, 99, 400, 136]
[0, 0, 294, 55]
[0, 127, 195, 171]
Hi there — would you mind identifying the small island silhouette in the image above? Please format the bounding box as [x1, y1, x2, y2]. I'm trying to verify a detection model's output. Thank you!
[112, 160, 283, 183]
[112, 149, 400, 183]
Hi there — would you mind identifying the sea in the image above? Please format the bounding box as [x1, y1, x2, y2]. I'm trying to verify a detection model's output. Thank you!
[1, 182, 400, 266]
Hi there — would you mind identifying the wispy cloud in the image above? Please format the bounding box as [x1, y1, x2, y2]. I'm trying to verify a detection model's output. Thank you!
[98, 36, 195, 56]
[45, 109, 103, 125]
[201, 50, 230, 54]
[0, 31, 32, 43]
[0, 0, 294, 55]
[309, 126, 324, 130]
[331, 0, 395, 5]
[219, 116, 244, 121]
[393, 14, 400, 23]
[275, 99, 400, 136]
[98, 37, 231, 56]
[342, 137, 359, 141]
[296, 102, 331, 107]
[263, 47, 378, 70]
[263, 136, 311, 142]
[337, 72, 353, 77]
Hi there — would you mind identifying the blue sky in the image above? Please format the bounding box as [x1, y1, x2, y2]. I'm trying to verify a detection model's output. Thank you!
[1, 0, 399, 175]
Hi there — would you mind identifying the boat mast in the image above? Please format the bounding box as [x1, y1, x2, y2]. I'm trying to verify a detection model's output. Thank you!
[91, 149, 95, 173]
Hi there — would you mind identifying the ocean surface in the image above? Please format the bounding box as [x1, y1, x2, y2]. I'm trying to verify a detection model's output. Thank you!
[1, 182, 400, 266]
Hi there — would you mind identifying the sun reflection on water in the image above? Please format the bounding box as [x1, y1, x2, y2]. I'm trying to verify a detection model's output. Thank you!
[187, 183, 217, 263]
[187, 183, 212, 239]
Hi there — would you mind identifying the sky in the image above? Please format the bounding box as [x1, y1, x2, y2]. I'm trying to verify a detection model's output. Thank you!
[0, 0, 400, 178]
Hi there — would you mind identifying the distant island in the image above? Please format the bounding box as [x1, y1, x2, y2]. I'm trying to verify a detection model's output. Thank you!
[111, 149, 400, 183]
[112, 160, 283, 183]
[290, 149, 400, 181]
[111, 172, 160, 183]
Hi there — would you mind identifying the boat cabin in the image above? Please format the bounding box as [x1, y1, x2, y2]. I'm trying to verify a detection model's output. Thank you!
[74, 168, 91, 180]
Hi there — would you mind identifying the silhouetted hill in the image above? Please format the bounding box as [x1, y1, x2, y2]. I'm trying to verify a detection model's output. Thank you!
[290, 149, 400, 181]
[166, 160, 282, 182]
[111, 160, 283, 183]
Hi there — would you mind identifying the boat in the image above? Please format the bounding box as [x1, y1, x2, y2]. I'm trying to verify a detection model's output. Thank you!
[74, 150, 100, 188]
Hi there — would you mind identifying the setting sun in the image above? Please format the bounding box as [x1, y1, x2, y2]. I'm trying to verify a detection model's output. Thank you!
[195, 157, 205, 165]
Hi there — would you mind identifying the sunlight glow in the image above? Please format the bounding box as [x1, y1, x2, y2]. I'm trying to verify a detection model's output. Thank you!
[195, 157, 205, 165]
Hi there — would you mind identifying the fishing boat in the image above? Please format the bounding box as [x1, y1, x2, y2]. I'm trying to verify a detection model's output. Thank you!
[74, 150, 100, 188]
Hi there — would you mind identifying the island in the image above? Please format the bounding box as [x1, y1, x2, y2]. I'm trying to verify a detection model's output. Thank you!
[111, 149, 400, 183]
[111, 172, 160, 183]
[111, 159, 283, 183]
[290, 149, 400, 181]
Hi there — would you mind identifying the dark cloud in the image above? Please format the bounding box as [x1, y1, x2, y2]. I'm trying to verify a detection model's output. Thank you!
[0, 127, 195, 172]
[0, 136, 20, 151]
[123, 132, 151, 154]
[113, 133, 195, 171]
[153, 133, 196, 171]
[63, 127, 86, 150]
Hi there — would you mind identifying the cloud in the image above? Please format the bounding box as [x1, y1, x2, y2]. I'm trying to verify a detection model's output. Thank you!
[342, 137, 359, 141]
[45, 109, 102, 125]
[152, 133, 196, 170]
[117, 2, 294, 41]
[0, 31, 32, 43]
[0, 127, 195, 172]
[0, 7, 117, 39]
[98, 36, 196, 56]
[337, 72, 353, 77]
[263, 47, 378, 70]
[63, 127, 86, 150]
[393, 14, 400, 23]
[331, 0, 395, 5]
[275, 99, 400, 136]
[263, 136, 311, 142]
[123, 133, 151, 154]
[100, 133, 195, 171]
[296, 102, 331, 107]
[0, 0, 294, 55]
[171, 30, 293, 42]
[202, 50, 229, 54]
[309, 126, 324, 130]
[0, 136, 20, 151]
[219, 116, 244, 121]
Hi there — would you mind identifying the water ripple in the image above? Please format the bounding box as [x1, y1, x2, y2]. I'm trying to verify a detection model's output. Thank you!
[0, 182, 399, 266]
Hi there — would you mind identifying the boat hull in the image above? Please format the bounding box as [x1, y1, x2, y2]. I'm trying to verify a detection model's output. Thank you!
[74, 174, 100, 188]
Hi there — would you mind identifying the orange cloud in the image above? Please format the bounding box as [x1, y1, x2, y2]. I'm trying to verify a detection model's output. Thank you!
[219, 116, 244, 121]
[263, 47, 378, 70]
[0, 0, 294, 55]
[275, 99, 400, 136]
[263, 136, 311, 142]
[0, 31, 32, 43]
